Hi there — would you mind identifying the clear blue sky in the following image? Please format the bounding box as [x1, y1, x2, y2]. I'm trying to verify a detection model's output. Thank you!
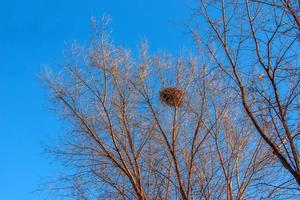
[0, 0, 189, 199]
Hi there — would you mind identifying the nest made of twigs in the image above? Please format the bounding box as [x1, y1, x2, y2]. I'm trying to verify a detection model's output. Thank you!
[159, 87, 185, 107]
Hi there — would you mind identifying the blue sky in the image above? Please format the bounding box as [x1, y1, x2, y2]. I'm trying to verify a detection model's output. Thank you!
[0, 0, 189, 199]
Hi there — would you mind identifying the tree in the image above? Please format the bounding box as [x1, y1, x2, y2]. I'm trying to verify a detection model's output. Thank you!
[43, 16, 299, 199]
[188, 0, 300, 187]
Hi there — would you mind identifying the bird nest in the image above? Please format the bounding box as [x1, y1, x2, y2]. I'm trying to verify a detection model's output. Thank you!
[159, 87, 185, 107]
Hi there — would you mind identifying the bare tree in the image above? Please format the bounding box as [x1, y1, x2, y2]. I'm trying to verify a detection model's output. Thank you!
[42, 16, 299, 199]
[188, 0, 300, 188]
[251, 0, 300, 30]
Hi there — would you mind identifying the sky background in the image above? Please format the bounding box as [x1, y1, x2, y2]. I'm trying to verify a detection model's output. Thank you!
[0, 0, 190, 199]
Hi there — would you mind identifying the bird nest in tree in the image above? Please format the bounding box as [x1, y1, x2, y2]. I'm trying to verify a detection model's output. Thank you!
[159, 87, 185, 107]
